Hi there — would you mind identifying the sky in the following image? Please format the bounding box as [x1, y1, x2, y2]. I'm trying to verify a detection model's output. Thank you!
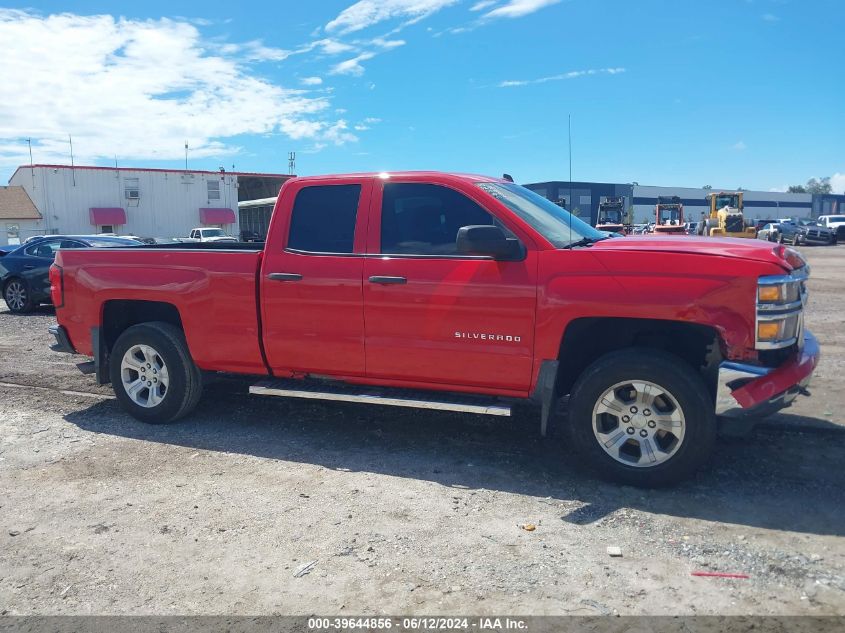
[1, 0, 843, 192]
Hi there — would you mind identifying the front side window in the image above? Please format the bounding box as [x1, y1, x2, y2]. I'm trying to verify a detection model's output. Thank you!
[202, 229, 225, 237]
[287, 184, 361, 253]
[381, 183, 502, 255]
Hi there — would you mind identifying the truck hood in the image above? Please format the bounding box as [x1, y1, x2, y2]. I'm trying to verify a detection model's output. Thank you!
[589, 236, 798, 270]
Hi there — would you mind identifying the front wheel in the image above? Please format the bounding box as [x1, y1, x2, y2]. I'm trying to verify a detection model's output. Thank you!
[567, 348, 717, 487]
[109, 322, 203, 424]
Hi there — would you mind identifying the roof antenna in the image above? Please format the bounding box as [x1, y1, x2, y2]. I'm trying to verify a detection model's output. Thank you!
[502, 173, 514, 182]
[568, 113, 573, 245]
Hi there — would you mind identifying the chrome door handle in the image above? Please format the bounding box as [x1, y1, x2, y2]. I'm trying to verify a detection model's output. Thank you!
[368, 276, 407, 285]
[267, 272, 302, 282]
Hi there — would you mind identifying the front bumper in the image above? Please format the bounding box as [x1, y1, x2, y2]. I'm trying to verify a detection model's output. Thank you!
[716, 331, 819, 417]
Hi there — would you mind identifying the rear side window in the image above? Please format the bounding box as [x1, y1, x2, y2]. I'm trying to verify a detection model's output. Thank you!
[381, 183, 499, 255]
[288, 184, 361, 253]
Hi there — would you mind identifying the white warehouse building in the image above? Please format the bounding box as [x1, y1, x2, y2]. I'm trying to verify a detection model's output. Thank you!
[3, 164, 290, 246]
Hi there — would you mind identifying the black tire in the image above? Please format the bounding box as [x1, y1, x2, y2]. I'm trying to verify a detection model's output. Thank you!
[109, 322, 203, 424]
[567, 348, 717, 487]
[777, 233, 785, 244]
[3, 278, 34, 313]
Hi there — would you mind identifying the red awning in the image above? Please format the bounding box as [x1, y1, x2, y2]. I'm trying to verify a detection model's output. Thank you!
[199, 208, 236, 224]
[89, 207, 126, 226]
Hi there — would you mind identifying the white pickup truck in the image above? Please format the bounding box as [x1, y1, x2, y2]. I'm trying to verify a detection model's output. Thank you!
[187, 228, 238, 243]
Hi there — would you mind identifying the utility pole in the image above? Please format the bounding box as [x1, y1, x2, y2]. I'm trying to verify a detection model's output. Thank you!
[185, 141, 189, 171]
[69, 134, 76, 186]
[27, 138, 35, 189]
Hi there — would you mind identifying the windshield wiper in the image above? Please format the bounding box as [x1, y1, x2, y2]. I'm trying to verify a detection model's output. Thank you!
[562, 236, 609, 249]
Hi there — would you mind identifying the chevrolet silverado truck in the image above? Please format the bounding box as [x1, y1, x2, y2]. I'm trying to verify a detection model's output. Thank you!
[48, 172, 819, 486]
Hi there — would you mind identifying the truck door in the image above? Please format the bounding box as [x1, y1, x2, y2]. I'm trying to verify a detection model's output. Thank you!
[260, 179, 371, 377]
[362, 181, 537, 393]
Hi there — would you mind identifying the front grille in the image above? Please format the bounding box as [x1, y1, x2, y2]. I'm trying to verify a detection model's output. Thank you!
[725, 216, 745, 233]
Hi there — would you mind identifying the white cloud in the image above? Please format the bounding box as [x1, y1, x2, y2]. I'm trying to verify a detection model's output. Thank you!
[326, 0, 459, 34]
[470, 1, 498, 10]
[330, 52, 376, 76]
[323, 120, 358, 145]
[0, 10, 356, 168]
[732, 141, 748, 151]
[498, 67, 625, 87]
[762, 13, 780, 22]
[353, 117, 382, 131]
[482, 0, 561, 19]
[831, 173, 845, 194]
[300, 76, 323, 86]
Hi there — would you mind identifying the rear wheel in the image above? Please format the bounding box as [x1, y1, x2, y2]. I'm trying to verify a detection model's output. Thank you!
[4, 278, 34, 313]
[109, 322, 202, 424]
[568, 348, 717, 487]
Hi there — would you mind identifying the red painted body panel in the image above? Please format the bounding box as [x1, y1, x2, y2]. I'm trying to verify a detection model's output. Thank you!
[55, 248, 266, 374]
[53, 171, 817, 408]
[260, 177, 372, 377]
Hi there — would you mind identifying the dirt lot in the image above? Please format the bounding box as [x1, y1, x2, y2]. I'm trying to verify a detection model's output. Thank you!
[0, 246, 843, 616]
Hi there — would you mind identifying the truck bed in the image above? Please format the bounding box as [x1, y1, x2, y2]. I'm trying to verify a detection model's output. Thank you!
[55, 246, 268, 375]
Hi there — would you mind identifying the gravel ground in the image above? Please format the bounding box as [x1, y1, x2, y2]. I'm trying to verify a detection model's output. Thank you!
[0, 246, 843, 616]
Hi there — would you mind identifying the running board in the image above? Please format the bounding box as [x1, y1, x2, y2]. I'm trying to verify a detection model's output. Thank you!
[249, 378, 511, 417]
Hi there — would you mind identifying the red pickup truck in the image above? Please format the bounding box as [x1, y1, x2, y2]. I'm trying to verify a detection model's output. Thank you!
[49, 172, 819, 486]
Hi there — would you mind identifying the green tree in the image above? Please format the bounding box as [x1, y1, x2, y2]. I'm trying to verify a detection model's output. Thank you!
[806, 177, 832, 195]
[787, 185, 807, 193]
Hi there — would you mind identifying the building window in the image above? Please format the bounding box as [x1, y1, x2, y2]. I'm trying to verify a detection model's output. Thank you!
[6, 223, 20, 246]
[124, 178, 140, 200]
[100, 225, 114, 234]
[207, 179, 221, 200]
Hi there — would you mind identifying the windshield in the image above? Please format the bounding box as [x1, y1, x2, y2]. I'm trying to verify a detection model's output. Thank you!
[598, 209, 622, 224]
[715, 195, 739, 209]
[86, 238, 142, 247]
[202, 229, 225, 237]
[476, 182, 605, 248]
[658, 207, 681, 224]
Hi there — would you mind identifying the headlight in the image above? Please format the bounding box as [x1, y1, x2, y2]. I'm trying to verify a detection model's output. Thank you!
[756, 269, 808, 350]
[758, 285, 783, 303]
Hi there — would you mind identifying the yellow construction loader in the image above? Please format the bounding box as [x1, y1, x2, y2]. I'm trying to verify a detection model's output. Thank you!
[699, 191, 757, 238]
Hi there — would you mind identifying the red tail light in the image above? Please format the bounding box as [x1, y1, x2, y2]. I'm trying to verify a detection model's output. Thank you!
[49, 264, 64, 308]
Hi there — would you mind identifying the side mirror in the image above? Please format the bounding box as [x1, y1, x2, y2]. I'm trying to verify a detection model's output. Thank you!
[456, 225, 521, 260]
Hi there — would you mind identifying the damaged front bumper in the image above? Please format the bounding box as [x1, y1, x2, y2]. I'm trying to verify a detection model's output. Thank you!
[716, 331, 819, 417]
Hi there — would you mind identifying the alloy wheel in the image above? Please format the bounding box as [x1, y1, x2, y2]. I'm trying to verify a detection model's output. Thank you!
[5, 281, 26, 311]
[592, 380, 686, 468]
[120, 344, 170, 408]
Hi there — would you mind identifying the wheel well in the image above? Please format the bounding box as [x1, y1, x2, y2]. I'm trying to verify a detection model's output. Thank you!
[101, 300, 183, 351]
[556, 318, 721, 397]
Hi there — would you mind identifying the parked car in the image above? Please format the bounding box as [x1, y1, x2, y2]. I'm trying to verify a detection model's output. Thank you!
[137, 237, 187, 245]
[756, 222, 780, 242]
[754, 219, 779, 232]
[1, 235, 141, 313]
[776, 218, 835, 246]
[240, 230, 264, 242]
[817, 215, 845, 242]
[50, 171, 819, 487]
[187, 228, 237, 243]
